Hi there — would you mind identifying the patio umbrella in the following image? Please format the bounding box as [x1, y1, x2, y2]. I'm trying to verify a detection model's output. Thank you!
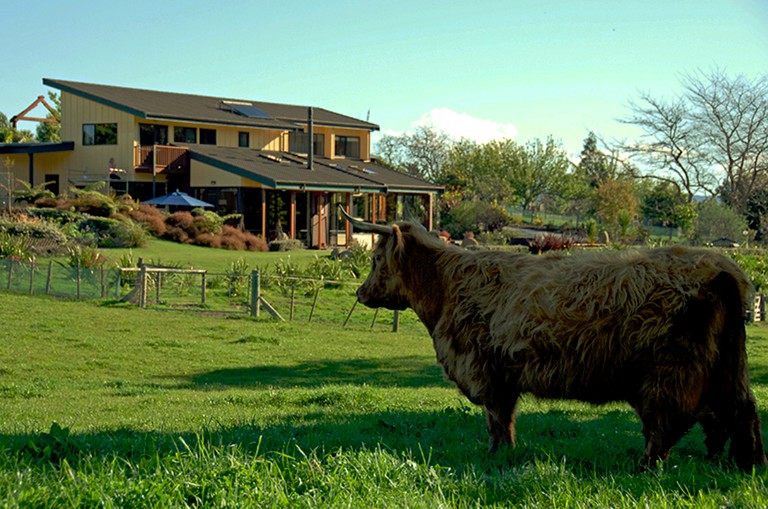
[144, 190, 214, 208]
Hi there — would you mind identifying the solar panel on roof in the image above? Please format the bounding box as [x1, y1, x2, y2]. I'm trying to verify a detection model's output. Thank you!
[224, 102, 273, 119]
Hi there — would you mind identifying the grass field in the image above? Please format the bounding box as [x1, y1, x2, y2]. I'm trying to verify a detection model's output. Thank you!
[2, 293, 768, 507]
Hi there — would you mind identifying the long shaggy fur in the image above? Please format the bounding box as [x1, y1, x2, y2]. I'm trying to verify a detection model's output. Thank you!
[355, 222, 767, 470]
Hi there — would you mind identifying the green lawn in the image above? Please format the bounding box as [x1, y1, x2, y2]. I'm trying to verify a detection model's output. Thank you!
[1, 293, 768, 507]
[104, 238, 323, 273]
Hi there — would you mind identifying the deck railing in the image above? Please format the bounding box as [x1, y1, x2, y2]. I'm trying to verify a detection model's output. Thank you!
[134, 145, 189, 174]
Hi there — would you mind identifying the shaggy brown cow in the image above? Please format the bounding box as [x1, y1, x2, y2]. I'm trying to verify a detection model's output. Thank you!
[339, 206, 767, 470]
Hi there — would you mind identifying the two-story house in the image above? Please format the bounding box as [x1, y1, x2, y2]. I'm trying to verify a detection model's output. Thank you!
[1, 79, 441, 248]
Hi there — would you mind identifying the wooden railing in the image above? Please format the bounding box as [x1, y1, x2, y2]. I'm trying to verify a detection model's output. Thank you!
[134, 145, 189, 174]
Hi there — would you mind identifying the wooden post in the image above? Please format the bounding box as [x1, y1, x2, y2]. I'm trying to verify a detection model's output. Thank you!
[100, 266, 106, 298]
[393, 310, 400, 333]
[345, 192, 352, 248]
[155, 272, 162, 304]
[370, 307, 379, 330]
[139, 263, 147, 308]
[261, 189, 267, 239]
[290, 191, 296, 239]
[201, 273, 207, 305]
[7, 259, 13, 289]
[343, 299, 358, 328]
[250, 270, 260, 317]
[76, 262, 81, 300]
[45, 260, 53, 294]
[290, 287, 295, 320]
[28, 261, 35, 294]
[308, 287, 321, 322]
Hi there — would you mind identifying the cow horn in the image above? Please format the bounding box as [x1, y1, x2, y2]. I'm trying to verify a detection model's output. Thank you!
[337, 204, 393, 235]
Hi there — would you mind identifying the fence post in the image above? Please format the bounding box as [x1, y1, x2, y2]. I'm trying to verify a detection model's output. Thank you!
[201, 272, 206, 305]
[45, 260, 53, 294]
[250, 270, 260, 317]
[100, 266, 106, 299]
[7, 259, 13, 290]
[290, 287, 295, 320]
[139, 263, 148, 308]
[308, 288, 321, 322]
[393, 310, 400, 333]
[76, 262, 81, 300]
[27, 261, 35, 294]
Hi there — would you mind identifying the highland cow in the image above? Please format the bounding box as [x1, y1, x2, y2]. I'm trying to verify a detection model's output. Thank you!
[340, 206, 767, 470]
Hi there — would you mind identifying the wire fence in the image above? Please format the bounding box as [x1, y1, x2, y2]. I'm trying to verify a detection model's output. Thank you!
[0, 258, 413, 333]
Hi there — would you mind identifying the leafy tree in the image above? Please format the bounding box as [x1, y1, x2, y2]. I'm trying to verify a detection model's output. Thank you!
[501, 137, 570, 213]
[689, 199, 748, 245]
[593, 176, 638, 239]
[0, 112, 34, 143]
[374, 124, 452, 182]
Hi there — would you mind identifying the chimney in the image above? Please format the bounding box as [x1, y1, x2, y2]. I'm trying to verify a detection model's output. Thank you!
[307, 107, 314, 171]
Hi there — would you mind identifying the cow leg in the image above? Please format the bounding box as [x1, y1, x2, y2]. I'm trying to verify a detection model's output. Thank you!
[729, 392, 768, 470]
[485, 392, 520, 452]
[638, 412, 696, 470]
[698, 410, 730, 459]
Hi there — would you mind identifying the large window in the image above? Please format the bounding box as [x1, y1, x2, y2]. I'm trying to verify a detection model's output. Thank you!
[82, 123, 117, 145]
[200, 128, 217, 145]
[174, 126, 197, 144]
[139, 123, 168, 145]
[289, 133, 325, 155]
[334, 135, 359, 158]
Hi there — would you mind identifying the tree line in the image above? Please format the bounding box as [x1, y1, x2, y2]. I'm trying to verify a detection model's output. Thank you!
[375, 69, 768, 245]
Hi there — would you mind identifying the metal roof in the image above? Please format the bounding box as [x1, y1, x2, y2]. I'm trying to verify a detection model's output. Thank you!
[188, 146, 442, 194]
[43, 79, 380, 131]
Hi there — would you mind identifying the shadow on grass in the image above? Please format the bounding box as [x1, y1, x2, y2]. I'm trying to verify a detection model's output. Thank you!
[182, 355, 447, 389]
[3, 405, 759, 505]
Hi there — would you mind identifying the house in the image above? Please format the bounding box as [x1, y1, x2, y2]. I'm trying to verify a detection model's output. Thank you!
[0, 79, 442, 248]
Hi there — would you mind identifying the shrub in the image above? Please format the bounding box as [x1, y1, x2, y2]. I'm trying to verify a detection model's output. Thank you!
[689, 200, 748, 245]
[60, 244, 108, 270]
[242, 231, 268, 252]
[441, 200, 511, 239]
[127, 204, 167, 237]
[218, 227, 247, 251]
[0, 232, 35, 261]
[0, 214, 68, 244]
[528, 233, 573, 254]
[269, 239, 304, 252]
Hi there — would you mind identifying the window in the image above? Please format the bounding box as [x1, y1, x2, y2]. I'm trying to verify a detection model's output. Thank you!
[200, 128, 217, 145]
[334, 135, 360, 158]
[174, 126, 197, 144]
[82, 123, 117, 145]
[289, 133, 325, 156]
[139, 123, 168, 145]
[238, 131, 249, 148]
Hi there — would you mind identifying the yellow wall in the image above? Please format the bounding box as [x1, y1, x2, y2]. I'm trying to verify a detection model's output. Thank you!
[1, 151, 72, 188]
[311, 126, 371, 160]
[60, 92, 136, 183]
[189, 160, 264, 188]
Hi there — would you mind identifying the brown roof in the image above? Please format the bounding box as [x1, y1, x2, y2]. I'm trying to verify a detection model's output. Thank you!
[43, 78, 380, 131]
[187, 146, 442, 193]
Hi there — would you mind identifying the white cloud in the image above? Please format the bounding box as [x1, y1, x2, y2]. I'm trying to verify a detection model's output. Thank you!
[414, 107, 518, 144]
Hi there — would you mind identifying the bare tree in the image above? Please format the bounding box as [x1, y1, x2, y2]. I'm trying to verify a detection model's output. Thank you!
[622, 69, 768, 212]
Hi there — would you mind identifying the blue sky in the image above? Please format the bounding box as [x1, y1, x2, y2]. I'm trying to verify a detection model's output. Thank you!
[3, 0, 767, 155]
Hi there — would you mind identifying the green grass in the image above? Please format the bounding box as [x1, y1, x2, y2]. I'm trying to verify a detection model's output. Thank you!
[1, 293, 768, 507]
[104, 238, 323, 273]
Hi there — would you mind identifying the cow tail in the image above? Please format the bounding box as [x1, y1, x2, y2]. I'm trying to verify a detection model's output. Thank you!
[717, 271, 768, 470]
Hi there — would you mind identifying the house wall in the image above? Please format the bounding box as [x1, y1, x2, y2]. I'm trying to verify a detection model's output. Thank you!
[2, 151, 73, 188]
[189, 159, 263, 189]
[309, 126, 371, 161]
[60, 92, 137, 183]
